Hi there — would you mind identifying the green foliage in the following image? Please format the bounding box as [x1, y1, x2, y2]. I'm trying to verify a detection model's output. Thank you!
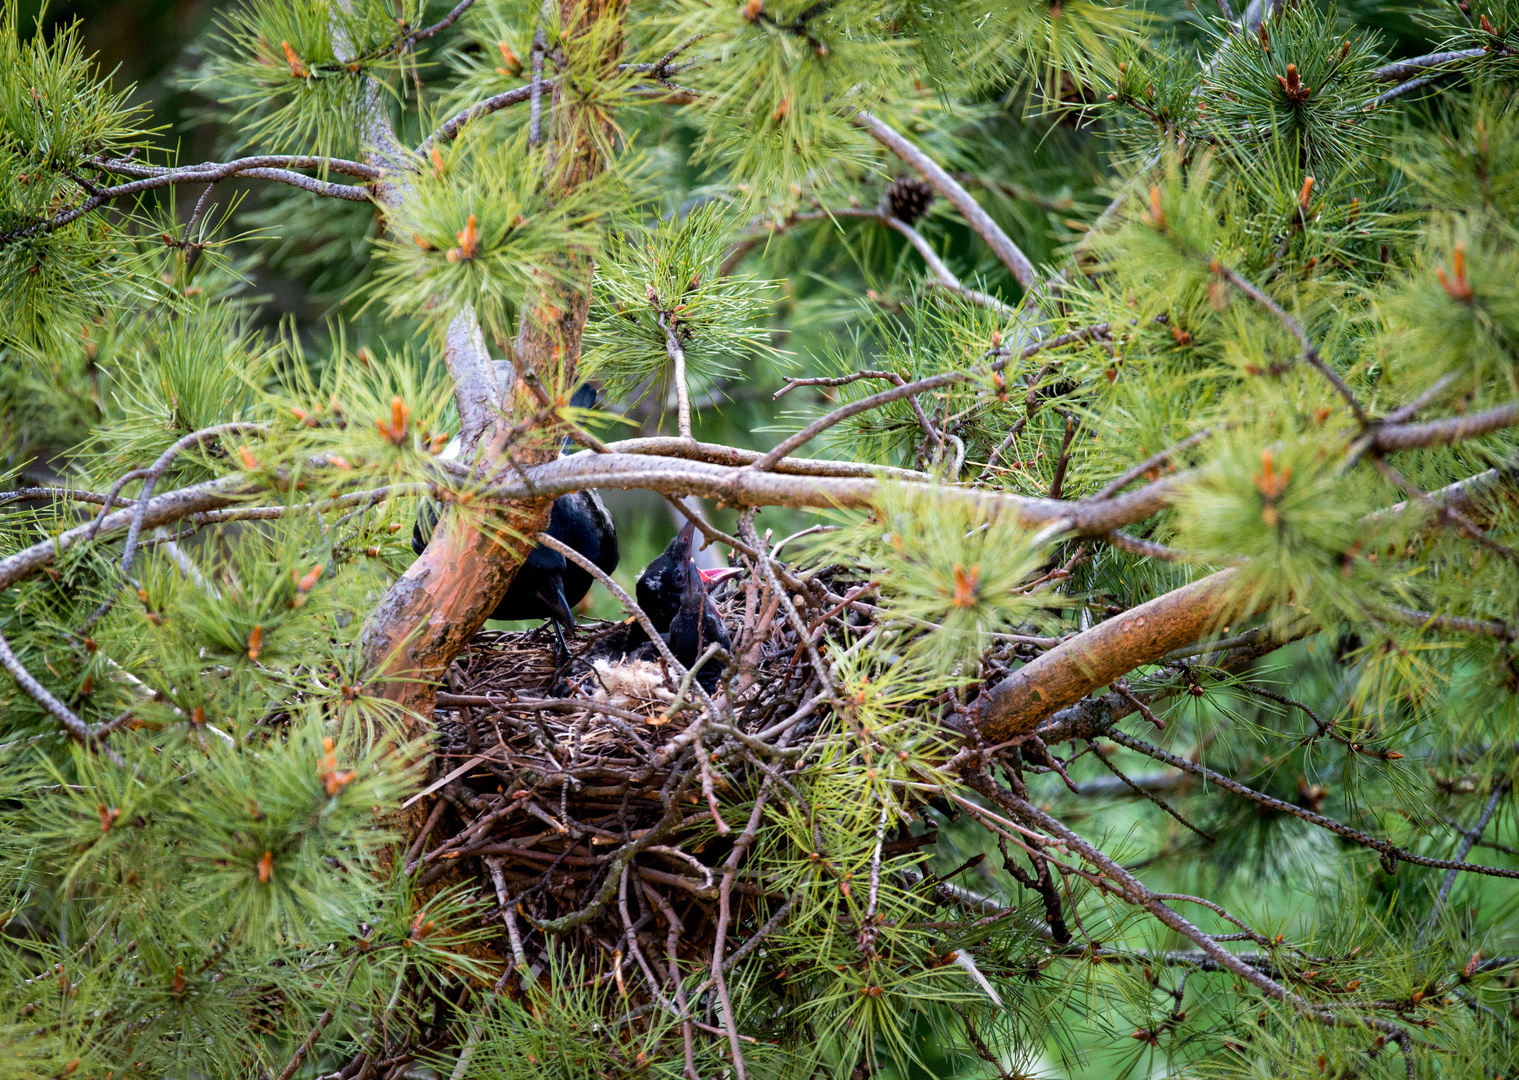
[371, 126, 621, 343]
[809, 293, 1026, 472]
[812, 484, 1063, 673]
[1170, 431, 1373, 618]
[662, 0, 904, 199]
[195, 0, 427, 159]
[581, 203, 779, 405]
[0, 3, 154, 345]
[2, 0, 1519, 1075]
[1204, 4, 1385, 177]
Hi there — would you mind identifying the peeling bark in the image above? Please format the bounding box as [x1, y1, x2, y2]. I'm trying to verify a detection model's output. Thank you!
[357, 0, 629, 732]
[974, 569, 1251, 743]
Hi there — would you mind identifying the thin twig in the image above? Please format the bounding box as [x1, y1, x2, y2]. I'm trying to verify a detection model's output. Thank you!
[1372, 458, 1518, 563]
[1431, 780, 1511, 919]
[1094, 427, 1217, 499]
[3, 159, 373, 244]
[855, 111, 1038, 290]
[0, 629, 126, 768]
[1213, 263, 1369, 425]
[1106, 730, 1519, 880]
[750, 325, 1110, 470]
[660, 312, 694, 440]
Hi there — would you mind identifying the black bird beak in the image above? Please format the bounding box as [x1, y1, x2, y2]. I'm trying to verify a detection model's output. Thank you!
[680, 556, 706, 606]
[671, 517, 697, 560]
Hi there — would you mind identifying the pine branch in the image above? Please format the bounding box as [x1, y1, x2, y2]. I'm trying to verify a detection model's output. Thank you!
[0, 159, 374, 245]
[854, 111, 1038, 291]
[1104, 730, 1519, 880]
[974, 566, 1253, 741]
[0, 628, 126, 767]
[971, 774, 1420, 1052]
[750, 324, 1111, 469]
[1372, 400, 1519, 452]
[418, 85, 541, 155]
[470, 447, 1193, 533]
[0, 476, 249, 593]
[1372, 48, 1493, 82]
[598, 436, 930, 480]
[1212, 261, 1369, 426]
[1430, 780, 1512, 922]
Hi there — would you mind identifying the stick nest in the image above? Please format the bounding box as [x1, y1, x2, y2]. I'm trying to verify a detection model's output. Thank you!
[417, 572, 857, 990]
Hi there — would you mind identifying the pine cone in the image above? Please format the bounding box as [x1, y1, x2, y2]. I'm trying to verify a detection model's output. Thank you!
[885, 176, 934, 225]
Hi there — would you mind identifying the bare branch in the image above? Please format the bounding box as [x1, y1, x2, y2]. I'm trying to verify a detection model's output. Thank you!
[855, 111, 1038, 290]
[91, 154, 381, 181]
[776, 369, 941, 449]
[474, 448, 1193, 535]
[659, 312, 694, 440]
[1104, 529, 1225, 563]
[1, 158, 374, 245]
[1095, 427, 1218, 499]
[446, 307, 503, 460]
[1372, 48, 1491, 81]
[750, 324, 1110, 470]
[0, 476, 249, 594]
[1431, 780, 1511, 920]
[1372, 457, 1518, 563]
[1373, 400, 1519, 452]
[0, 628, 125, 768]
[418, 85, 539, 155]
[398, 0, 478, 47]
[1106, 730, 1519, 881]
[1379, 605, 1516, 640]
[600, 436, 930, 481]
[1213, 263, 1369, 425]
[1365, 77, 1437, 109]
[970, 774, 1417, 1049]
[974, 568, 1248, 742]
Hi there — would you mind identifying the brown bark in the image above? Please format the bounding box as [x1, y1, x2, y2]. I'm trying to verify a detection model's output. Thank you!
[973, 457, 1519, 744]
[510, 0, 627, 385]
[357, 498, 550, 740]
[974, 569, 1255, 743]
[358, 0, 628, 730]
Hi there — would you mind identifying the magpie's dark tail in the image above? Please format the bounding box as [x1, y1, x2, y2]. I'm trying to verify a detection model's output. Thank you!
[569, 382, 598, 410]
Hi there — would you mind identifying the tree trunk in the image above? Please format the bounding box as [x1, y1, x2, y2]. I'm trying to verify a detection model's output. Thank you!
[358, 0, 629, 735]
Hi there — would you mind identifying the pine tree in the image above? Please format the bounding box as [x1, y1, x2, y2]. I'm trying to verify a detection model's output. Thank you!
[1, 0, 1517, 1075]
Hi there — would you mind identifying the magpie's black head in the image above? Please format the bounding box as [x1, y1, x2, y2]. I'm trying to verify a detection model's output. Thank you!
[635, 519, 698, 633]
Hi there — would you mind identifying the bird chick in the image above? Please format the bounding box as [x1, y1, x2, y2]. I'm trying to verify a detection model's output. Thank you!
[634, 519, 739, 636]
[667, 546, 733, 693]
